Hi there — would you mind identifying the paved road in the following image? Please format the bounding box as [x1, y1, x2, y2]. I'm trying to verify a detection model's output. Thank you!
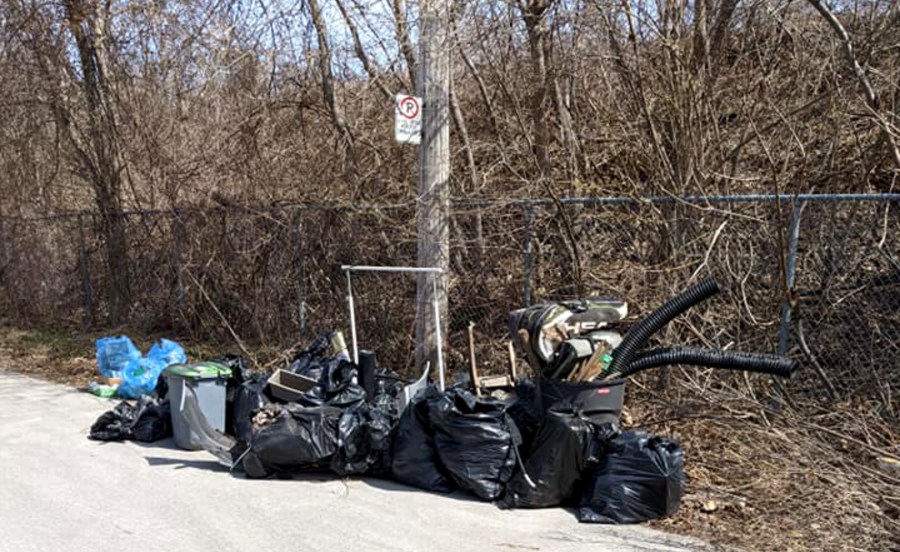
[0, 371, 708, 552]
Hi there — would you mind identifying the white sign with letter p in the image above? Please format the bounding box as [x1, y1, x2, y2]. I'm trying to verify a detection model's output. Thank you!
[394, 94, 422, 145]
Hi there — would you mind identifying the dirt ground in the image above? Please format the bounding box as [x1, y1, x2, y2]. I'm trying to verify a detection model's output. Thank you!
[1, 324, 897, 552]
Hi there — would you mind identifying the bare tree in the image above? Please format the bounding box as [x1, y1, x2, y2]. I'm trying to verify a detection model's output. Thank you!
[806, 0, 900, 169]
[60, 0, 131, 323]
[308, 0, 359, 187]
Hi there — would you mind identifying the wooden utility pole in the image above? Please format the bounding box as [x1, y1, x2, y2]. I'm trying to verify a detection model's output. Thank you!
[415, 0, 450, 372]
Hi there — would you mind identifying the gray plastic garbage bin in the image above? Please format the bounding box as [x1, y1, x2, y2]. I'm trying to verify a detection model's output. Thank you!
[165, 362, 230, 450]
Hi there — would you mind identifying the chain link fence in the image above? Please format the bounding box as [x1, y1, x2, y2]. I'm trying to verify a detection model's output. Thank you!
[1, 195, 897, 405]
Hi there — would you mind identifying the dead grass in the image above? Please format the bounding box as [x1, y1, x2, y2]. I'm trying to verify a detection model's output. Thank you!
[0, 323, 230, 387]
[0, 326, 97, 387]
[634, 385, 900, 551]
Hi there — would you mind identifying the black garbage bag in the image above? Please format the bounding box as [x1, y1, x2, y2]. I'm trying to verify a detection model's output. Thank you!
[245, 403, 342, 477]
[331, 405, 393, 477]
[217, 353, 252, 382]
[289, 332, 333, 381]
[131, 399, 172, 442]
[232, 371, 271, 442]
[89, 397, 172, 443]
[216, 354, 252, 437]
[372, 367, 404, 422]
[428, 388, 521, 501]
[502, 405, 617, 509]
[578, 431, 684, 524]
[298, 359, 366, 409]
[89, 402, 139, 441]
[390, 387, 454, 493]
[506, 380, 543, 453]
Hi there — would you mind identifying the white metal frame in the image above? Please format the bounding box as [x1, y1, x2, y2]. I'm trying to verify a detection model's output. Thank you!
[340, 265, 446, 391]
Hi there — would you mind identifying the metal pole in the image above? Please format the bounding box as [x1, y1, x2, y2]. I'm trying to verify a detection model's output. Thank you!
[432, 273, 445, 391]
[523, 203, 535, 306]
[775, 202, 805, 396]
[346, 269, 359, 364]
[294, 210, 307, 332]
[78, 215, 93, 321]
[172, 211, 185, 315]
[451, 193, 900, 211]
[341, 265, 443, 274]
[341, 264, 444, 375]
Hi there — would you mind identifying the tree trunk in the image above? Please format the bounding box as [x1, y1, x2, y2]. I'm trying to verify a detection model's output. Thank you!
[392, 0, 419, 89]
[415, 0, 450, 374]
[335, 0, 391, 100]
[308, 0, 358, 184]
[63, 0, 130, 324]
[521, 0, 554, 178]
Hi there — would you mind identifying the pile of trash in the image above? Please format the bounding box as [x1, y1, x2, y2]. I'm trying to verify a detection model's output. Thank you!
[87, 331, 684, 525]
[87, 277, 797, 526]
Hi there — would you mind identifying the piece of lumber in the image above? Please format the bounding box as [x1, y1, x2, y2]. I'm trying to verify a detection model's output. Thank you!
[576, 341, 610, 382]
[468, 321, 481, 397]
[507, 340, 518, 381]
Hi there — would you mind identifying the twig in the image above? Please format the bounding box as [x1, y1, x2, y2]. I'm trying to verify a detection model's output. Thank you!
[690, 220, 728, 282]
[797, 319, 838, 400]
[184, 268, 258, 368]
[802, 421, 900, 461]
[806, 0, 900, 169]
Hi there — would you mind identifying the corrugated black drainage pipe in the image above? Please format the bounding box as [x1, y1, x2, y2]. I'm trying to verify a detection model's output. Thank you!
[607, 278, 720, 376]
[621, 347, 798, 379]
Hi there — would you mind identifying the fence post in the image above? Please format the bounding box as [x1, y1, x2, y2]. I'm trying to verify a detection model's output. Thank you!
[172, 211, 186, 315]
[523, 203, 535, 306]
[775, 202, 804, 397]
[293, 209, 307, 332]
[78, 215, 94, 322]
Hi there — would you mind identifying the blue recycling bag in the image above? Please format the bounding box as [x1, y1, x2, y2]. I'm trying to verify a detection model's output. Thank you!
[95, 336, 141, 379]
[116, 357, 166, 399]
[116, 339, 188, 398]
[147, 339, 188, 367]
[96, 337, 188, 398]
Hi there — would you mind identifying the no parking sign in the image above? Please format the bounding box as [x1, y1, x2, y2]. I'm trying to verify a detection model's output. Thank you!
[394, 94, 422, 145]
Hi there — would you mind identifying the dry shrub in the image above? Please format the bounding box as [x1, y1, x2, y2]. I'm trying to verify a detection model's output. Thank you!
[630, 375, 899, 552]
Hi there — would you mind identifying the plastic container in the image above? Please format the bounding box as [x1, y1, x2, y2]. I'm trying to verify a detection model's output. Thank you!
[266, 369, 317, 402]
[165, 363, 231, 450]
[539, 378, 626, 426]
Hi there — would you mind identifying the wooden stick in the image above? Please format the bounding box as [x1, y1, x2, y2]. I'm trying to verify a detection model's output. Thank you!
[567, 358, 589, 382]
[577, 341, 611, 382]
[468, 322, 481, 397]
[517, 329, 542, 375]
[517, 329, 543, 410]
[507, 340, 518, 381]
